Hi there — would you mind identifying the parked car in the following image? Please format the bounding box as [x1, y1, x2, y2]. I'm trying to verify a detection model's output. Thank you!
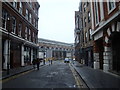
[64, 58, 70, 63]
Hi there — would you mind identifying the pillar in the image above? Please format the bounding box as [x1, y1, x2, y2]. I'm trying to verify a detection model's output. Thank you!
[103, 46, 111, 72]
[31, 48, 33, 64]
[3, 40, 10, 69]
[94, 53, 100, 69]
[21, 44, 24, 66]
[93, 41, 100, 69]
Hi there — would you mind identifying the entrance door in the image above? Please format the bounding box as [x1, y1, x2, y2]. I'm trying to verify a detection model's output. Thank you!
[96, 38, 104, 70]
[111, 32, 120, 72]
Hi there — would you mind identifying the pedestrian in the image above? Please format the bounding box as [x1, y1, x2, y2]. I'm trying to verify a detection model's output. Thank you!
[36, 58, 40, 70]
[51, 59, 52, 65]
[32, 59, 36, 69]
[48, 59, 50, 65]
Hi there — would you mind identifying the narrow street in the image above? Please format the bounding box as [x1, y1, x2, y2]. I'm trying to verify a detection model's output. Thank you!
[2, 60, 87, 88]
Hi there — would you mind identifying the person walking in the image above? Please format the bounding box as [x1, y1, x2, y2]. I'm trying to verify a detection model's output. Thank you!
[36, 58, 40, 70]
[48, 59, 50, 65]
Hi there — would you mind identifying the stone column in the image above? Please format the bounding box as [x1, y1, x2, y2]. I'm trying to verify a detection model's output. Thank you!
[3, 40, 10, 69]
[21, 44, 24, 66]
[94, 53, 100, 69]
[103, 46, 111, 72]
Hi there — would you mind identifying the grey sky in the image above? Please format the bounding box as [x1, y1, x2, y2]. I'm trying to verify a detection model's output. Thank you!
[38, 0, 80, 43]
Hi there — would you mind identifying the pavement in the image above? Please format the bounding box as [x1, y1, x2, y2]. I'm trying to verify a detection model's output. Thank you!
[71, 60, 120, 89]
[1, 61, 49, 80]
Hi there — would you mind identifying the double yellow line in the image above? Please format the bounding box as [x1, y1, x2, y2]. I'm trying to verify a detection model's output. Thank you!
[1, 69, 33, 83]
[69, 64, 83, 88]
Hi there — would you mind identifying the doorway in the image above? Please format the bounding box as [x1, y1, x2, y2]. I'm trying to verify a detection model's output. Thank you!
[111, 32, 120, 72]
[96, 38, 104, 70]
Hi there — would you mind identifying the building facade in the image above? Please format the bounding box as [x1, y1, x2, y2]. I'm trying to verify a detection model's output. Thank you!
[74, 1, 94, 67]
[1, 1, 40, 70]
[38, 38, 74, 60]
[91, 1, 120, 74]
[74, 11, 81, 62]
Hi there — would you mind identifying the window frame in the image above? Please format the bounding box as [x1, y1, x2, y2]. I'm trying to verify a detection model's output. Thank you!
[107, 0, 116, 14]
[94, 1, 99, 26]
[11, 16, 16, 34]
[19, 2, 23, 14]
[26, 9, 29, 20]
[18, 22, 22, 37]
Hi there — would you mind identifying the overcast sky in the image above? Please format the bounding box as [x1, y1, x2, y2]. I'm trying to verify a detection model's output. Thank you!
[38, 0, 80, 43]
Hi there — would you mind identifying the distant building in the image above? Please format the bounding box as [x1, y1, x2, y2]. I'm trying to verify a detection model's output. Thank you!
[91, 1, 120, 74]
[1, 1, 40, 70]
[38, 38, 74, 60]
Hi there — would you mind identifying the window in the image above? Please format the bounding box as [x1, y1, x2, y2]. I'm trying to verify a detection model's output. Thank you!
[84, 17, 87, 27]
[26, 9, 29, 20]
[80, 18, 83, 29]
[29, 29, 31, 41]
[33, 18, 35, 26]
[85, 32, 87, 42]
[87, 1, 89, 6]
[12, 0, 17, 8]
[18, 23, 22, 36]
[33, 32, 35, 42]
[88, 28, 92, 40]
[76, 15, 79, 29]
[84, 3, 86, 12]
[107, 0, 116, 13]
[12, 16, 16, 34]
[29, 0, 32, 8]
[36, 20, 38, 28]
[29, 13, 32, 23]
[88, 11, 91, 22]
[2, 9, 9, 29]
[94, 1, 99, 25]
[25, 27, 28, 39]
[19, 2, 22, 14]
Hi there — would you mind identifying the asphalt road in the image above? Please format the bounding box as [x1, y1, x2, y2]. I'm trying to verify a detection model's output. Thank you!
[2, 60, 78, 88]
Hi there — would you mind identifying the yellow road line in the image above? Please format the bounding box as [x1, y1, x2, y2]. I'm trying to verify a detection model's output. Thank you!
[69, 64, 82, 88]
[1, 69, 33, 83]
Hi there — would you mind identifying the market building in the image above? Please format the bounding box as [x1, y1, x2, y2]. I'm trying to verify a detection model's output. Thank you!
[38, 38, 74, 60]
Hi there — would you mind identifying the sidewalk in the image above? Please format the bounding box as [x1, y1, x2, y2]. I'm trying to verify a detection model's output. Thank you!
[1, 61, 49, 80]
[71, 61, 120, 88]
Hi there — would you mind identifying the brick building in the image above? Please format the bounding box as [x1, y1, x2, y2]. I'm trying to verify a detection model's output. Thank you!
[91, 0, 120, 74]
[1, 1, 40, 70]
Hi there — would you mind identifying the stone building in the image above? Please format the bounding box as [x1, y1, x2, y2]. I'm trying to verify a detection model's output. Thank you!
[91, 0, 120, 74]
[38, 38, 74, 60]
[1, 1, 40, 70]
[74, 1, 94, 67]
[74, 11, 81, 62]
